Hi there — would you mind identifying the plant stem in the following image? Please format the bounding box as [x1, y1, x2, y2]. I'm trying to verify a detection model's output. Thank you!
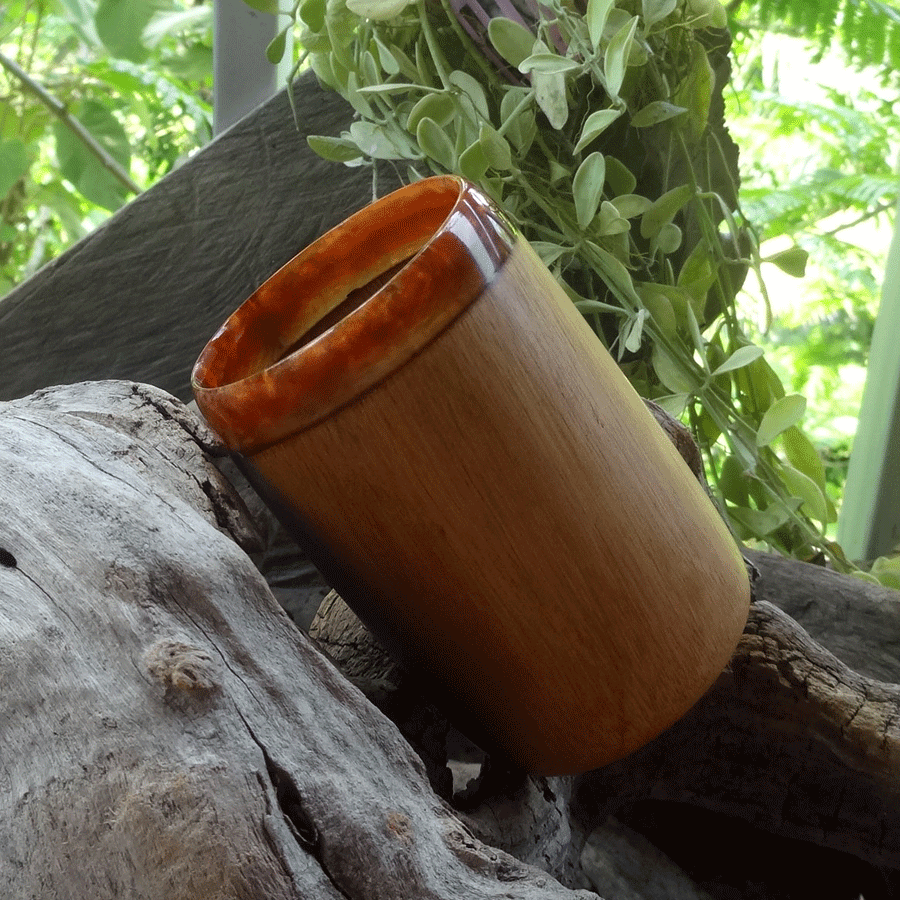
[0, 50, 141, 196]
[417, 0, 452, 88]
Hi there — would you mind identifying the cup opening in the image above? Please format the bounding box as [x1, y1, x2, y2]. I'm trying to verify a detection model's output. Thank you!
[276, 256, 413, 363]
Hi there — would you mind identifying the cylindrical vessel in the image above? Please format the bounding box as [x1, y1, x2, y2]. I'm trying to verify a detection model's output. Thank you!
[193, 175, 750, 775]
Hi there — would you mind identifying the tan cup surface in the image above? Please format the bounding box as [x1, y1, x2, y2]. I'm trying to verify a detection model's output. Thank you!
[193, 176, 751, 774]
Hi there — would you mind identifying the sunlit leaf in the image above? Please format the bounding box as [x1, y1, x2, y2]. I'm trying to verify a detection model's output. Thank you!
[479, 123, 512, 170]
[604, 15, 638, 99]
[307, 134, 364, 162]
[766, 245, 809, 277]
[459, 140, 489, 180]
[488, 17, 536, 68]
[406, 92, 454, 131]
[586, 0, 614, 49]
[756, 394, 807, 447]
[573, 152, 606, 228]
[642, 0, 677, 28]
[266, 27, 288, 63]
[518, 51, 580, 75]
[95, 0, 154, 61]
[449, 70, 490, 120]
[641, 183, 692, 239]
[710, 344, 764, 376]
[346, 0, 414, 19]
[780, 464, 828, 524]
[416, 116, 456, 170]
[573, 108, 622, 153]
[242, 0, 281, 13]
[631, 100, 688, 128]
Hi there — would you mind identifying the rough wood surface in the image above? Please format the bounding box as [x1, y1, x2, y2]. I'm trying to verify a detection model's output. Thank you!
[0, 72, 400, 404]
[0, 380, 596, 900]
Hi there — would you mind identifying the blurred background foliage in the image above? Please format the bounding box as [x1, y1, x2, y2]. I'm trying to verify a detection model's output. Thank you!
[0, 0, 213, 296]
[1, 0, 898, 557]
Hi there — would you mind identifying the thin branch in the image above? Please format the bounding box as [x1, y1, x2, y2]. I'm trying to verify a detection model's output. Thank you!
[815, 198, 896, 239]
[0, 50, 141, 196]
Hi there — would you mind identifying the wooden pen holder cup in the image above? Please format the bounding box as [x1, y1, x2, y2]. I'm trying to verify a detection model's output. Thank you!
[192, 175, 750, 775]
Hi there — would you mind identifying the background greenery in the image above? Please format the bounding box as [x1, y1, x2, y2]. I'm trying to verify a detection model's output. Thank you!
[2, 0, 898, 568]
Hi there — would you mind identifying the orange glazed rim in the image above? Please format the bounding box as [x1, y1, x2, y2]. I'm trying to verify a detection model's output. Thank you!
[192, 175, 515, 455]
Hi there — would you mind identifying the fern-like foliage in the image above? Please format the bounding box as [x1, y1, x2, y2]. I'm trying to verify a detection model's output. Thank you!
[736, 0, 900, 72]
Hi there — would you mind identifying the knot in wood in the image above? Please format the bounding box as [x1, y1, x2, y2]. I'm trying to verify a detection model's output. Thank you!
[145, 640, 219, 691]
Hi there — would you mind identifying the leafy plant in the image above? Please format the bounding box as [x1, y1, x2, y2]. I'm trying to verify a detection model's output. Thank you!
[274, 0, 843, 564]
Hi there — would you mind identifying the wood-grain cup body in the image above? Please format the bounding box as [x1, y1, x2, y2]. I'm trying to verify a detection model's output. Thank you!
[193, 176, 750, 774]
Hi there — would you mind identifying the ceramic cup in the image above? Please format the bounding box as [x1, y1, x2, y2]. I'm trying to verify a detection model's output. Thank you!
[192, 175, 750, 775]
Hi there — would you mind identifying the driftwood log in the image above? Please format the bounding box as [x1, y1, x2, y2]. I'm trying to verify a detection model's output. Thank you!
[2, 71, 899, 899]
[3, 379, 900, 899]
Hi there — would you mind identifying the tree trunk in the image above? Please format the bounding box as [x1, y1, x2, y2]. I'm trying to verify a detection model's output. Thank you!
[2, 380, 899, 899]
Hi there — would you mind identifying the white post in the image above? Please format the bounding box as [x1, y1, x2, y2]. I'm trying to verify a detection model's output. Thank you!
[213, 0, 292, 136]
[837, 190, 900, 562]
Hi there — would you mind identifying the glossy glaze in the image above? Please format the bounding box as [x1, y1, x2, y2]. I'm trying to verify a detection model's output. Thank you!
[192, 175, 513, 453]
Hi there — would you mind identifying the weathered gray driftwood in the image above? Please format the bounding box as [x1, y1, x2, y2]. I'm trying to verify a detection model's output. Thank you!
[0, 380, 596, 900]
[4, 380, 900, 899]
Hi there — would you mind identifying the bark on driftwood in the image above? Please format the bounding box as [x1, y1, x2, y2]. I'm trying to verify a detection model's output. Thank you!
[3, 380, 900, 899]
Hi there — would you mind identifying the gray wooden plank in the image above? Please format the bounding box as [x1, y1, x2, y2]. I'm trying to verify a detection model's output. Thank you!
[0, 71, 394, 402]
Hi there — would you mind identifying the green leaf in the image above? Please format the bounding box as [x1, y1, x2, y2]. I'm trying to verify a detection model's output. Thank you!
[349, 120, 411, 160]
[604, 156, 636, 195]
[782, 425, 828, 499]
[573, 108, 622, 153]
[652, 344, 698, 394]
[609, 193, 651, 218]
[597, 200, 630, 235]
[0, 139, 30, 198]
[655, 221, 682, 254]
[243, 0, 281, 13]
[756, 394, 807, 448]
[299, 0, 326, 30]
[500, 88, 536, 152]
[53, 100, 132, 211]
[728, 505, 790, 539]
[573, 152, 606, 228]
[624, 308, 648, 353]
[710, 344, 764, 376]
[373, 35, 401, 74]
[479, 123, 512, 170]
[530, 42, 569, 129]
[586, 240, 642, 306]
[586, 0, 614, 49]
[407, 92, 455, 132]
[631, 100, 688, 128]
[673, 39, 714, 141]
[346, 0, 414, 18]
[780, 464, 828, 525]
[449, 70, 490, 120]
[95, 0, 154, 61]
[642, 0, 677, 28]
[531, 241, 568, 266]
[766, 246, 809, 278]
[416, 116, 456, 170]
[488, 17, 536, 68]
[307, 134, 364, 162]
[718, 454, 749, 507]
[640, 183, 692, 239]
[518, 53, 580, 76]
[604, 15, 638, 99]
[267, 26, 289, 63]
[459, 140, 489, 181]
